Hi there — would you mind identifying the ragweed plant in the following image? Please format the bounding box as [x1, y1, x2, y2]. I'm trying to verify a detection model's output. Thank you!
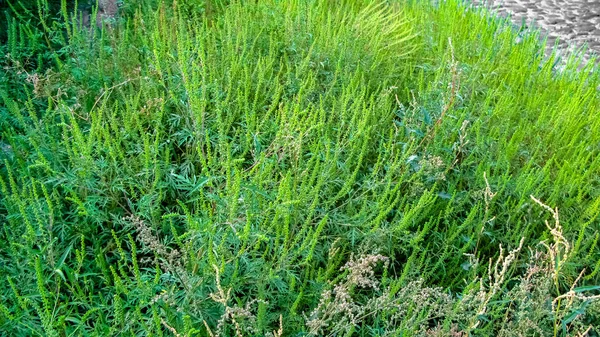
[1, 0, 600, 335]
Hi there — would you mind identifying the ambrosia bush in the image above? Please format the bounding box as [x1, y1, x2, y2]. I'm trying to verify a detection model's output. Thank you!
[1, 0, 599, 335]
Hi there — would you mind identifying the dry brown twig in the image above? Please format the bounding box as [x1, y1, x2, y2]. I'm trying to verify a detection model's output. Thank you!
[208, 265, 264, 337]
[530, 195, 570, 279]
[161, 318, 182, 337]
[552, 269, 600, 311]
[530, 195, 599, 332]
[271, 315, 283, 337]
[417, 37, 460, 151]
[469, 237, 525, 330]
[451, 119, 470, 168]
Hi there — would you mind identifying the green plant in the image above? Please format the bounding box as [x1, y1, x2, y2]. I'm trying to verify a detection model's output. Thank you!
[1, 0, 599, 335]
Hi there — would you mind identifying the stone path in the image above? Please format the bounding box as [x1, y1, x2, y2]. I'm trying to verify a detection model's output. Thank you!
[471, 0, 600, 66]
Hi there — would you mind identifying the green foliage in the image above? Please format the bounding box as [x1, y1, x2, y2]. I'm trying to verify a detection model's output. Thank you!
[1, 0, 599, 335]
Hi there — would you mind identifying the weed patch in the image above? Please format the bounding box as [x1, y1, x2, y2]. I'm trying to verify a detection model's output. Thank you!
[1, 0, 599, 335]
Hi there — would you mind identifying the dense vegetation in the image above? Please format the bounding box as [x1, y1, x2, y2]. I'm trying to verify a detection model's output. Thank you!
[1, 0, 599, 335]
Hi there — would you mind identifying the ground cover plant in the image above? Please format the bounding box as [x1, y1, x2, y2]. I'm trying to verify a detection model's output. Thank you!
[1, 0, 600, 335]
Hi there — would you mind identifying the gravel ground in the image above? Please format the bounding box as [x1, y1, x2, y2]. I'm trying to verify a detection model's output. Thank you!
[471, 0, 600, 66]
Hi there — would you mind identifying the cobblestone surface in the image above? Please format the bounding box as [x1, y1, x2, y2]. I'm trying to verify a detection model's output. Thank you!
[471, 0, 600, 64]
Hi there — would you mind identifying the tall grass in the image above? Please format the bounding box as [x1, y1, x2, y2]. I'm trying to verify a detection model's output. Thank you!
[1, 0, 599, 335]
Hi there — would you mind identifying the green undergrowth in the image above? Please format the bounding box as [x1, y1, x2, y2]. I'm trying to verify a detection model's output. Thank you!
[1, 0, 599, 335]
